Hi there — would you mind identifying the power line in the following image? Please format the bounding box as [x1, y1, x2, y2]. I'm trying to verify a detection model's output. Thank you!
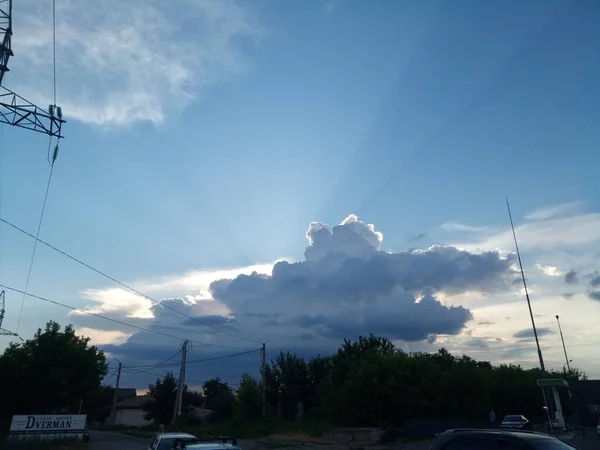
[124, 349, 183, 371]
[103, 369, 118, 386]
[0, 217, 261, 345]
[187, 348, 260, 365]
[16, 148, 57, 333]
[0, 284, 251, 349]
[125, 348, 261, 371]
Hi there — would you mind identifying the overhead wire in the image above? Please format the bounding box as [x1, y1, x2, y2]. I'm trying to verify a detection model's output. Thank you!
[0, 217, 261, 344]
[15, 0, 60, 333]
[125, 348, 260, 371]
[1, 284, 254, 349]
[15, 144, 57, 333]
[103, 369, 118, 386]
[124, 349, 183, 372]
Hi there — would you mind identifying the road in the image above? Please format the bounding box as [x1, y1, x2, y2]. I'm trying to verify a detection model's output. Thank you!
[89, 430, 149, 450]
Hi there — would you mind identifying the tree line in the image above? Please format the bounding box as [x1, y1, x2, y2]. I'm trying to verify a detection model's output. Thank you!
[0, 322, 586, 434]
[146, 334, 586, 428]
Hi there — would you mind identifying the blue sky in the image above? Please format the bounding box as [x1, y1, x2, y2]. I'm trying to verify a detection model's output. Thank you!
[1, 0, 600, 387]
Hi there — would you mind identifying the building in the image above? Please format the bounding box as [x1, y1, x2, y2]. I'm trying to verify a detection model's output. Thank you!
[112, 395, 154, 427]
[572, 379, 600, 427]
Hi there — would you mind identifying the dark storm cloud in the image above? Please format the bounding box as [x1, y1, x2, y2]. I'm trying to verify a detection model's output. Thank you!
[562, 293, 574, 300]
[292, 289, 472, 342]
[512, 327, 554, 339]
[564, 270, 578, 285]
[588, 272, 600, 288]
[588, 291, 600, 301]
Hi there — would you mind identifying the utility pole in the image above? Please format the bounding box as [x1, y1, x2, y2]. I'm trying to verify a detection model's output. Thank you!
[555, 315, 571, 372]
[110, 360, 122, 425]
[172, 341, 188, 425]
[261, 343, 266, 417]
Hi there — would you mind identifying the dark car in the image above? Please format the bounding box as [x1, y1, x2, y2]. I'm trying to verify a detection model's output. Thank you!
[428, 429, 579, 450]
[500, 415, 530, 430]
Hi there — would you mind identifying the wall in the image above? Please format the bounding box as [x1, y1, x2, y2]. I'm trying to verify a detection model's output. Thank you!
[114, 409, 153, 427]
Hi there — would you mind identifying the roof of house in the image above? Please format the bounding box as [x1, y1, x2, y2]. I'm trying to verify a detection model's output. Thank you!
[115, 394, 154, 409]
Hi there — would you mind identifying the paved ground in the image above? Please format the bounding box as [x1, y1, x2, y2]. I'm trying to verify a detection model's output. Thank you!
[565, 428, 599, 450]
[89, 430, 149, 450]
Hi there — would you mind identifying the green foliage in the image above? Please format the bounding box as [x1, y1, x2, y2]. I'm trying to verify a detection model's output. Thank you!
[235, 374, 262, 419]
[144, 372, 203, 425]
[0, 320, 108, 427]
[144, 372, 178, 425]
[202, 377, 235, 422]
[254, 335, 587, 428]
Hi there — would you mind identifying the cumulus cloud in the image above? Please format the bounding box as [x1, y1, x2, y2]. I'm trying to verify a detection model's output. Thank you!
[210, 214, 515, 340]
[513, 327, 553, 339]
[68, 214, 522, 386]
[10, 0, 261, 126]
[535, 264, 562, 277]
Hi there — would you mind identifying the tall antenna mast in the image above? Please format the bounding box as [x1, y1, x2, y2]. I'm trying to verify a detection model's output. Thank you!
[506, 196, 546, 374]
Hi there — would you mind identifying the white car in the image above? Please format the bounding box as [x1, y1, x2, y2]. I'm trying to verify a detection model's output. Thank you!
[149, 432, 199, 450]
[187, 444, 241, 450]
[500, 414, 529, 429]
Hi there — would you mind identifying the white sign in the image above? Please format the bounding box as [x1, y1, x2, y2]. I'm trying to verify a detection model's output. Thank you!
[9, 415, 87, 441]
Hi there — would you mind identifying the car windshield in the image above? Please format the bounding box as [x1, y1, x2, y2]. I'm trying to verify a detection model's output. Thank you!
[158, 438, 199, 450]
[504, 415, 523, 421]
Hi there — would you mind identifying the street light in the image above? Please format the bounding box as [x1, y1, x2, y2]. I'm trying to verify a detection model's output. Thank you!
[555, 315, 571, 372]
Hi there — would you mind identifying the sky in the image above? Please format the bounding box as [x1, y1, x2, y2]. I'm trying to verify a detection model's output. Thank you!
[0, 0, 599, 390]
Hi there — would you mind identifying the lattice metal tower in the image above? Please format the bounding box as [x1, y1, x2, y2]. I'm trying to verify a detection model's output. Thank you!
[0, 0, 65, 138]
[0, 0, 66, 340]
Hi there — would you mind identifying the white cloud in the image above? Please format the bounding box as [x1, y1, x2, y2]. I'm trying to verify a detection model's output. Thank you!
[66, 210, 600, 385]
[76, 327, 132, 346]
[525, 201, 585, 221]
[9, 0, 262, 127]
[455, 212, 600, 253]
[439, 221, 490, 233]
[535, 264, 562, 277]
[69, 260, 283, 327]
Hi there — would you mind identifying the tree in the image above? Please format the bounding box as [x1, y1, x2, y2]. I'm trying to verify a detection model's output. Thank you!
[203, 378, 234, 422]
[235, 374, 262, 419]
[144, 372, 204, 425]
[0, 320, 107, 424]
[144, 372, 178, 425]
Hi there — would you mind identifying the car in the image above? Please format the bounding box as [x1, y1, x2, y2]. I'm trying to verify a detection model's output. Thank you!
[500, 414, 530, 429]
[428, 429, 579, 450]
[186, 443, 241, 450]
[148, 432, 199, 450]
